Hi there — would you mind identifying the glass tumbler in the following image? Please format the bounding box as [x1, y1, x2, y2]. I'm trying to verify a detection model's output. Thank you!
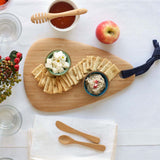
[0, 105, 22, 136]
[0, 13, 22, 43]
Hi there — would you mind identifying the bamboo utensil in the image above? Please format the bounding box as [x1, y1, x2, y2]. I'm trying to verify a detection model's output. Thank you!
[31, 8, 87, 24]
[59, 135, 106, 151]
[56, 121, 100, 144]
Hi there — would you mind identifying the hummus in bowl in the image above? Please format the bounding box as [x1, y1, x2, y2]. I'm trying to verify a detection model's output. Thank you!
[84, 72, 108, 96]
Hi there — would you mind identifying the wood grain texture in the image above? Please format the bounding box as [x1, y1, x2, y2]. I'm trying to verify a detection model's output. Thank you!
[23, 38, 134, 112]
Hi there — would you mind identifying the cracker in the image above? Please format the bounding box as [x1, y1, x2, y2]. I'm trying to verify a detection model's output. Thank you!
[90, 56, 93, 70]
[104, 64, 120, 81]
[61, 75, 72, 87]
[43, 76, 51, 93]
[38, 74, 47, 88]
[38, 68, 48, 87]
[86, 57, 90, 70]
[75, 65, 83, 80]
[97, 58, 109, 70]
[65, 73, 74, 86]
[73, 66, 79, 80]
[90, 56, 96, 71]
[59, 77, 70, 92]
[56, 77, 63, 93]
[52, 78, 59, 94]
[93, 56, 102, 71]
[34, 70, 43, 82]
[42, 67, 47, 74]
[45, 77, 53, 94]
[86, 56, 92, 70]
[80, 58, 88, 74]
[45, 71, 51, 76]
[100, 61, 112, 72]
[82, 61, 88, 74]
[77, 62, 84, 76]
[32, 64, 44, 76]
[68, 68, 78, 85]
[35, 68, 47, 82]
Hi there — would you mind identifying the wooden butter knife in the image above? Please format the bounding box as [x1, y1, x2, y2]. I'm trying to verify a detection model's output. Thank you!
[56, 121, 100, 144]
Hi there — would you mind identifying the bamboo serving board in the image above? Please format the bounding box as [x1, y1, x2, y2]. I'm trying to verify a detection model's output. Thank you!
[24, 38, 134, 112]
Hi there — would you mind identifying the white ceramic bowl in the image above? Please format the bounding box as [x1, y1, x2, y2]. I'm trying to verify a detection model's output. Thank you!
[48, 0, 80, 32]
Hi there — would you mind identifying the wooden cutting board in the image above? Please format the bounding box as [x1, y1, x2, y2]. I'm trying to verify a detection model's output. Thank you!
[24, 38, 134, 112]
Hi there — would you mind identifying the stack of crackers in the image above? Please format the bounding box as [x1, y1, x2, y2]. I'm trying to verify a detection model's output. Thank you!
[32, 56, 120, 94]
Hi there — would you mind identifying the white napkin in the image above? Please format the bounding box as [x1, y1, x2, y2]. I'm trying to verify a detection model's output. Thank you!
[30, 115, 117, 160]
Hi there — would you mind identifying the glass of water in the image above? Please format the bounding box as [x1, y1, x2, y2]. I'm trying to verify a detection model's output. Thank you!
[0, 13, 22, 43]
[0, 105, 22, 136]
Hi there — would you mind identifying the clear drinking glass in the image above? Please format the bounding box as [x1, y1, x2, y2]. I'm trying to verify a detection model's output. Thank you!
[0, 105, 22, 136]
[0, 13, 22, 43]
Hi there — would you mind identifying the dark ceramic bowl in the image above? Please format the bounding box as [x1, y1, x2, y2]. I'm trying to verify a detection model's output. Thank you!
[84, 71, 108, 97]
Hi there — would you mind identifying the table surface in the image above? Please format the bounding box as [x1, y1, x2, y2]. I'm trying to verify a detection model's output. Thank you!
[1, 0, 160, 159]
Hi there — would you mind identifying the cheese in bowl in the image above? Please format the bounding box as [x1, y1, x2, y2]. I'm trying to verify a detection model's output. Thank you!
[45, 50, 71, 76]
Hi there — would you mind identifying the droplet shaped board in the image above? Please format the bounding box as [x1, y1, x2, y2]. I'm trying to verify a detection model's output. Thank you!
[24, 38, 134, 112]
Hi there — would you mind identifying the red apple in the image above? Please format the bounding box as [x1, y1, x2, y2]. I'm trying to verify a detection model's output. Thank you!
[96, 20, 120, 44]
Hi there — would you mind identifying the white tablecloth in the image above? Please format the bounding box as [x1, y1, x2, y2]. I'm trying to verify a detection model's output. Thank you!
[1, 0, 160, 159]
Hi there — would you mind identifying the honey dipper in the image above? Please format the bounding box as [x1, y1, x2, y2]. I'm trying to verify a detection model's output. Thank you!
[31, 8, 87, 24]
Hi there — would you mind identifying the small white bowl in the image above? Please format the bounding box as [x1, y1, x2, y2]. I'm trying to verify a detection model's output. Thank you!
[48, 0, 80, 32]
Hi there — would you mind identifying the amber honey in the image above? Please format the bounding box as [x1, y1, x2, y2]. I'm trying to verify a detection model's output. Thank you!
[49, 1, 76, 29]
[0, 0, 8, 6]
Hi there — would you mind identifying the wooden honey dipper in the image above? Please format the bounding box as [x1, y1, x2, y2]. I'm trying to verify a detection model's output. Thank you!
[31, 8, 88, 24]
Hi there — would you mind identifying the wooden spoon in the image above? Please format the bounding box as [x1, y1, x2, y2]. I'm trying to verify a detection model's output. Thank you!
[56, 121, 100, 144]
[31, 8, 88, 24]
[59, 135, 106, 151]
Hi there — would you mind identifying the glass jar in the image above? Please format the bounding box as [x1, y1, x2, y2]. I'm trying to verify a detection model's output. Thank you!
[0, 105, 22, 136]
